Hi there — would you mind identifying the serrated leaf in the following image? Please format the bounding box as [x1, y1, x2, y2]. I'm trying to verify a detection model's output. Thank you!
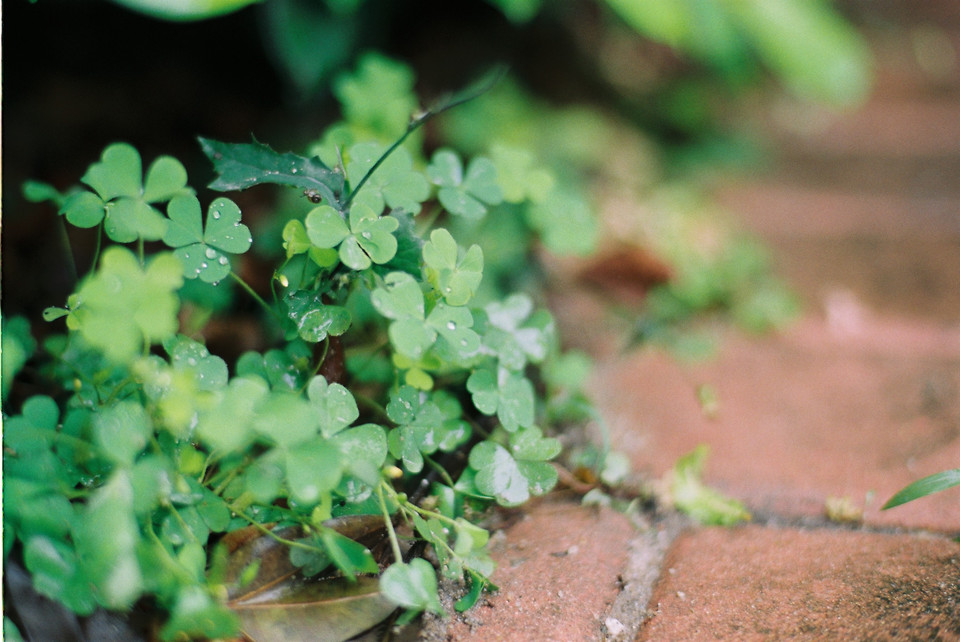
[379, 559, 444, 615]
[199, 137, 344, 207]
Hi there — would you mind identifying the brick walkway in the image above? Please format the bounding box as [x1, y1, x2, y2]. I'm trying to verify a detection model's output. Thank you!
[430, 4, 960, 640]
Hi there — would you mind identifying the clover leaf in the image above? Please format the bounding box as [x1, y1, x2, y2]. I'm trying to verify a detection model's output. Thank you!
[422, 228, 484, 306]
[63, 143, 191, 242]
[69, 247, 183, 363]
[427, 149, 502, 219]
[307, 375, 360, 438]
[284, 290, 352, 343]
[163, 335, 229, 392]
[162, 195, 252, 283]
[386, 386, 447, 473]
[379, 559, 444, 615]
[489, 143, 554, 204]
[525, 185, 598, 256]
[466, 366, 535, 432]
[283, 437, 343, 505]
[346, 142, 430, 215]
[482, 294, 555, 370]
[281, 219, 339, 267]
[468, 427, 559, 506]
[372, 272, 481, 362]
[305, 203, 399, 271]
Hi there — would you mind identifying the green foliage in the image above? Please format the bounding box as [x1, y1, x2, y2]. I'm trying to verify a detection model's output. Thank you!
[666, 444, 751, 526]
[882, 469, 960, 510]
[7, 69, 597, 636]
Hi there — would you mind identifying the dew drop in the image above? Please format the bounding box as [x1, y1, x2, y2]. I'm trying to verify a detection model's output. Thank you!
[446, 321, 457, 331]
[212, 210, 221, 220]
[218, 256, 229, 265]
[205, 247, 217, 259]
[361, 231, 372, 239]
[200, 262, 208, 269]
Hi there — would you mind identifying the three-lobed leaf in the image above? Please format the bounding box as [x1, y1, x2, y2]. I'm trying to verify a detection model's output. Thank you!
[162, 195, 252, 283]
[422, 228, 483, 306]
[427, 149, 502, 219]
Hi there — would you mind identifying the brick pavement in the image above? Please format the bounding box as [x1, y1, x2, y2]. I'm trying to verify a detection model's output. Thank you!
[429, 5, 960, 640]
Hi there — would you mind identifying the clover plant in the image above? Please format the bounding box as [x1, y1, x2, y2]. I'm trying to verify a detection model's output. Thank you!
[4, 70, 595, 640]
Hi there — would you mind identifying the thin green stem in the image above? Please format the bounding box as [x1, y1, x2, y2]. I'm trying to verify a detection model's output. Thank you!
[230, 271, 280, 320]
[56, 216, 80, 284]
[89, 223, 104, 273]
[231, 508, 324, 553]
[377, 482, 403, 564]
[421, 453, 456, 488]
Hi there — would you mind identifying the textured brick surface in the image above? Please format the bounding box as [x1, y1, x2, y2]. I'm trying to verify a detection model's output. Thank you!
[640, 526, 960, 640]
[440, 496, 636, 641]
[589, 318, 960, 533]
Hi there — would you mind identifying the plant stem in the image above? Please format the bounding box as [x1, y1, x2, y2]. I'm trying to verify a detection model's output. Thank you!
[230, 271, 280, 320]
[377, 483, 403, 565]
[231, 508, 324, 553]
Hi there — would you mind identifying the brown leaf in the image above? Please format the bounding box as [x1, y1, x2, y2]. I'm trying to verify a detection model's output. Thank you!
[230, 576, 395, 642]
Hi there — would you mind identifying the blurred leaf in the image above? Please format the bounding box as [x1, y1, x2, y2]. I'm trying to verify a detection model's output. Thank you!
[231, 576, 395, 642]
[379, 559, 444, 615]
[70, 247, 183, 362]
[346, 142, 430, 215]
[882, 469, 960, 510]
[668, 444, 750, 525]
[466, 367, 535, 432]
[428, 149, 502, 219]
[109, 0, 258, 21]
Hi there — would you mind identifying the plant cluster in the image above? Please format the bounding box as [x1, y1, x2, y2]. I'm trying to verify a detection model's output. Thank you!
[3, 70, 597, 640]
